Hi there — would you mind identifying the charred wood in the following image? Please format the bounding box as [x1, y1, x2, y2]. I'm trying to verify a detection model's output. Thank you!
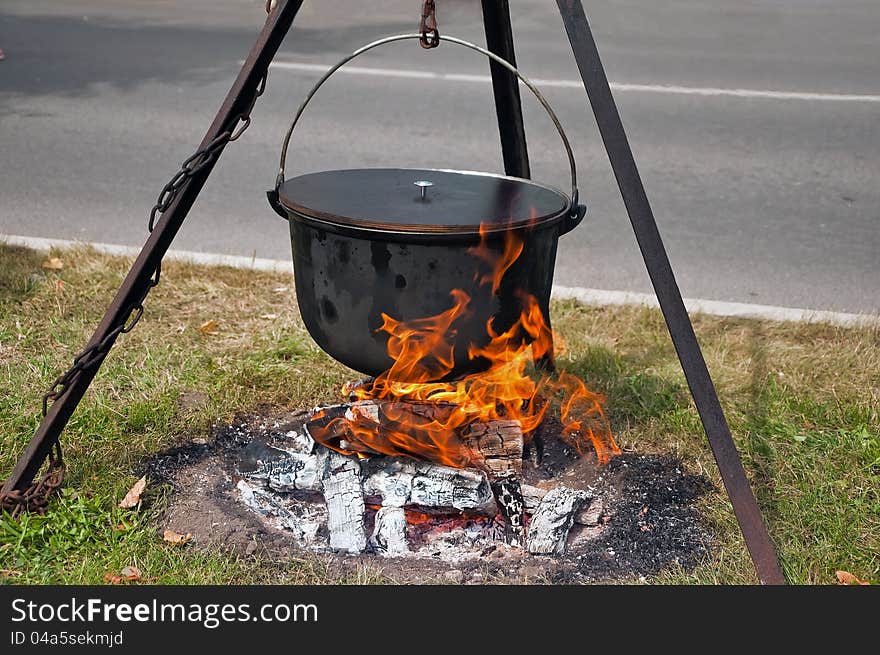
[491, 475, 525, 547]
[361, 457, 496, 515]
[461, 419, 523, 478]
[370, 506, 409, 556]
[527, 486, 589, 555]
[321, 451, 367, 553]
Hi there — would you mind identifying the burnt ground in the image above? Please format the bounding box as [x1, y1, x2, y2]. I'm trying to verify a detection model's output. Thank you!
[142, 410, 714, 584]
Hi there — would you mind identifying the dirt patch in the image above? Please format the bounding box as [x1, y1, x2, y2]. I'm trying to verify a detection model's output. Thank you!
[144, 411, 714, 584]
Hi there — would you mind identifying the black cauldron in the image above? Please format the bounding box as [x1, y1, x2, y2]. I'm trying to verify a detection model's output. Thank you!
[267, 34, 585, 379]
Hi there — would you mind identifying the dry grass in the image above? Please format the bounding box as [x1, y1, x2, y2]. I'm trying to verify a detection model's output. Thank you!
[1, 243, 877, 584]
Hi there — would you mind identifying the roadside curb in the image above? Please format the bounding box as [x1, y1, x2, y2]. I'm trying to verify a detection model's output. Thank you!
[3, 233, 877, 328]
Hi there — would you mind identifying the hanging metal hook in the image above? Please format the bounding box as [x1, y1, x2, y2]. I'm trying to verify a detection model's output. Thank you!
[419, 0, 440, 48]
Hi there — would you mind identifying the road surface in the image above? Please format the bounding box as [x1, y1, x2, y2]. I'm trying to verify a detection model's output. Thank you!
[1, 0, 878, 313]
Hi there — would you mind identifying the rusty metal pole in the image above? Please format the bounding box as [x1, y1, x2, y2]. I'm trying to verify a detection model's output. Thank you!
[555, 0, 785, 584]
[1, 0, 305, 496]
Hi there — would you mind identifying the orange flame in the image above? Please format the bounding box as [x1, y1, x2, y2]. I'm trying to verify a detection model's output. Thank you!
[310, 226, 620, 467]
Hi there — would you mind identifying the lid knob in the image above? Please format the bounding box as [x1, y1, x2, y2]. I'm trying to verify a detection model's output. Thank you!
[414, 180, 433, 201]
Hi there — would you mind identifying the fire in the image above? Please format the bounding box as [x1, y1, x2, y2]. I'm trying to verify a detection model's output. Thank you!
[310, 226, 620, 467]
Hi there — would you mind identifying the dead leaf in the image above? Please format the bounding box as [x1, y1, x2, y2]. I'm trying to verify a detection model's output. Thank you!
[54, 279, 65, 292]
[118, 476, 147, 509]
[104, 565, 141, 584]
[163, 529, 192, 546]
[41, 257, 64, 270]
[836, 570, 871, 585]
[197, 319, 220, 336]
[120, 565, 141, 580]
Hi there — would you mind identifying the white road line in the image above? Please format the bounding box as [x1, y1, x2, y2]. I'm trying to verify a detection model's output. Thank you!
[3, 234, 876, 328]
[267, 61, 880, 103]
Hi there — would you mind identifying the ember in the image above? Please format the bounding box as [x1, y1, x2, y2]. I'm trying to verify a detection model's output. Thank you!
[309, 227, 620, 468]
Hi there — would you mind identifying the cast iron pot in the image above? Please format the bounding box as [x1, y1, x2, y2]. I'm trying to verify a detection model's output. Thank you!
[267, 34, 585, 380]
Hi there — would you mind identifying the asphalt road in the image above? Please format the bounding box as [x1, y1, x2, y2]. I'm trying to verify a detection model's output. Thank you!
[1, 0, 878, 313]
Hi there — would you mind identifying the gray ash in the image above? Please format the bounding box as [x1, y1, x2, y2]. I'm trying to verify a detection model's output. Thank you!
[558, 454, 713, 582]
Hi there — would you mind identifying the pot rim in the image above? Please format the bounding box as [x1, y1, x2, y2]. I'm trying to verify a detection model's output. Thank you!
[278, 167, 573, 240]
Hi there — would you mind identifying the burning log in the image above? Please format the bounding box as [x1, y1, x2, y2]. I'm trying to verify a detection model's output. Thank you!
[527, 486, 589, 555]
[311, 399, 525, 476]
[360, 454, 496, 555]
[321, 451, 367, 553]
[343, 377, 375, 402]
[461, 419, 523, 478]
[361, 458, 414, 506]
[308, 400, 468, 466]
[236, 439, 322, 493]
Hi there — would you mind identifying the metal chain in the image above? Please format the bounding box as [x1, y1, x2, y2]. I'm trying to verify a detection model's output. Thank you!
[1, 70, 269, 517]
[419, 0, 439, 48]
[0, 442, 64, 517]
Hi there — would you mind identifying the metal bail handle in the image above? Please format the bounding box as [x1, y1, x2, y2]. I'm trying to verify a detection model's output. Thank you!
[275, 33, 581, 221]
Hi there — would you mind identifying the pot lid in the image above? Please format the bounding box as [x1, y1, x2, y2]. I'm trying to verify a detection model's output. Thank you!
[277, 168, 570, 235]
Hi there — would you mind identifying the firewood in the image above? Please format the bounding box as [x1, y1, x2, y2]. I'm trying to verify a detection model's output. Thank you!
[491, 475, 525, 547]
[278, 426, 315, 455]
[378, 400, 458, 424]
[369, 506, 409, 556]
[361, 457, 496, 515]
[461, 419, 523, 478]
[309, 402, 525, 477]
[265, 449, 325, 493]
[342, 399, 458, 427]
[321, 451, 367, 554]
[361, 458, 414, 507]
[343, 377, 375, 401]
[235, 479, 323, 544]
[527, 486, 589, 555]
[409, 462, 495, 512]
[308, 401, 464, 461]
[345, 400, 380, 423]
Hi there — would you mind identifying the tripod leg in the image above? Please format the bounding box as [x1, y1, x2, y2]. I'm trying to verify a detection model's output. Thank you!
[481, 1, 557, 373]
[481, 0, 531, 180]
[1, 0, 305, 496]
[555, 0, 784, 584]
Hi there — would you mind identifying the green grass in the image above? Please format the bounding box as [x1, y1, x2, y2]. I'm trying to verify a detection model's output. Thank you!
[1, 244, 878, 585]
